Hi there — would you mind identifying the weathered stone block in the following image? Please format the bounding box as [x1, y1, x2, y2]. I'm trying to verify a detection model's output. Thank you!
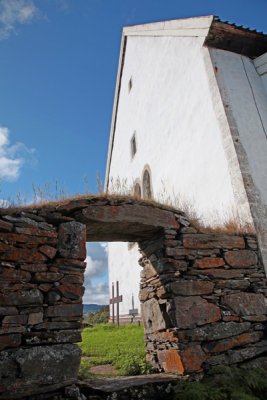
[16, 343, 81, 379]
[0, 268, 31, 282]
[203, 332, 263, 353]
[222, 293, 267, 316]
[171, 296, 221, 329]
[45, 303, 83, 317]
[194, 257, 225, 269]
[0, 306, 18, 316]
[58, 221, 86, 259]
[39, 245, 57, 259]
[0, 248, 46, 262]
[28, 312, 43, 325]
[58, 283, 84, 300]
[141, 298, 166, 334]
[182, 321, 251, 341]
[190, 268, 245, 279]
[0, 219, 12, 232]
[224, 250, 258, 267]
[45, 290, 61, 304]
[34, 272, 64, 283]
[157, 349, 184, 374]
[35, 321, 81, 330]
[180, 345, 206, 372]
[216, 280, 250, 290]
[169, 281, 214, 296]
[22, 330, 82, 345]
[0, 351, 19, 389]
[182, 234, 245, 249]
[0, 334, 21, 351]
[2, 314, 28, 325]
[0, 289, 43, 306]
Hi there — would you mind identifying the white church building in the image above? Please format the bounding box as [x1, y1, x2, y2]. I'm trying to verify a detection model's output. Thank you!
[104, 15, 267, 324]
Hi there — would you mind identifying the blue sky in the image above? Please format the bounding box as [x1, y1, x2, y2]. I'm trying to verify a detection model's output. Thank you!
[0, 0, 266, 303]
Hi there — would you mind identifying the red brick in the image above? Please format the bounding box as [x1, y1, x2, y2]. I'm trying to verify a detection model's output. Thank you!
[224, 250, 258, 267]
[194, 257, 225, 269]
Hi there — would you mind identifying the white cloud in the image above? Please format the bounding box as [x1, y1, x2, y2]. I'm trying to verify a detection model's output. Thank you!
[83, 242, 109, 304]
[0, 126, 35, 181]
[83, 279, 109, 305]
[85, 242, 108, 279]
[0, 0, 40, 40]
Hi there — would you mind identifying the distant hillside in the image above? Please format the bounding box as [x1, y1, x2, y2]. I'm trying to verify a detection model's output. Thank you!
[83, 304, 106, 313]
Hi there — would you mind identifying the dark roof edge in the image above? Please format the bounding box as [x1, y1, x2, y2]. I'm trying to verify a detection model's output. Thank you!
[204, 17, 267, 58]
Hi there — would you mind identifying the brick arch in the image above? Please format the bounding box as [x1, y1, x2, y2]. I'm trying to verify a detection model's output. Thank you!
[0, 196, 266, 399]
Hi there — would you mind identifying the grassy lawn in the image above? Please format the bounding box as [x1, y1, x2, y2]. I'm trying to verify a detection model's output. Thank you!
[78, 323, 153, 379]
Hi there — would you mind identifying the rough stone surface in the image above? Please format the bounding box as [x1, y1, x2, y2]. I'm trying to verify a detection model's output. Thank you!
[0, 196, 266, 398]
[180, 345, 206, 372]
[58, 221, 86, 259]
[157, 349, 184, 374]
[225, 250, 258, 267]
[222, 293, 267, 316]
[141, 298, 166, 334]
[169, 281, 214, 296]
[171, 296, 221, 328]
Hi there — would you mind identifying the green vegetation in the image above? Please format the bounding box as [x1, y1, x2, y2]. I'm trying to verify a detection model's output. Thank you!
[78, 323, 153, 379]
[173, 366, 267, 400]
[85, 305, 109, 324]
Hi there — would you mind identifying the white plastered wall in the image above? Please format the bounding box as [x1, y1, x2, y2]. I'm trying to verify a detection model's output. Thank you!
[210, 49, 267, 271]
[108, 36, 244, 222]
[107, 35, 255, 318]
[108, 243, 141, 318]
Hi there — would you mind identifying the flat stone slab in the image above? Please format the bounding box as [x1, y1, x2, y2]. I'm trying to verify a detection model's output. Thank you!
[78, 373, 178, 392]
[89, 364, 118, 375]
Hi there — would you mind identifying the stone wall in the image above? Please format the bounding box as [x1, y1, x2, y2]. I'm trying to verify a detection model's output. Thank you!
[0, 196, 266, 398]
[0, 209, 86, 399]
[139, 215, 267, 376]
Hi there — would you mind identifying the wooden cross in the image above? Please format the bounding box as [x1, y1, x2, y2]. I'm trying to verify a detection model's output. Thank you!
[110, 281, 123, 326]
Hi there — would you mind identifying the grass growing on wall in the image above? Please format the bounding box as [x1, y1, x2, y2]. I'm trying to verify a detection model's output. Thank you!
[78, 323, 153, 378]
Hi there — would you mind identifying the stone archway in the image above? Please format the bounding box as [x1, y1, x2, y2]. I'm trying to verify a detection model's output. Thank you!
[0, 196, 266, 399]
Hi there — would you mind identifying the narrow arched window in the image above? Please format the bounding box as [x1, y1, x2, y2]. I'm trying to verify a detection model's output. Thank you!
[142, 169, 152, 199]
[134, 183, 141, 198]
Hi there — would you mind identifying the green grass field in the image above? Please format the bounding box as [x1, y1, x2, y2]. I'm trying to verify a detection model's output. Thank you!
[78, 323, 153, 378]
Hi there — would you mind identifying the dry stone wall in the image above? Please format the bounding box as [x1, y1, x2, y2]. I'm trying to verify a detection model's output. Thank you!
[0, 196, 266, 399]
[0, 210, 86, 399]
[139, 216, 267, 376]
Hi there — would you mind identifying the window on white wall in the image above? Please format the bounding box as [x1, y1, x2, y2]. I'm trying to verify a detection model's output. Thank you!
[143, 169, 152, 199]
[130, 132, 137, 159]
[128, 77, 133, 93]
